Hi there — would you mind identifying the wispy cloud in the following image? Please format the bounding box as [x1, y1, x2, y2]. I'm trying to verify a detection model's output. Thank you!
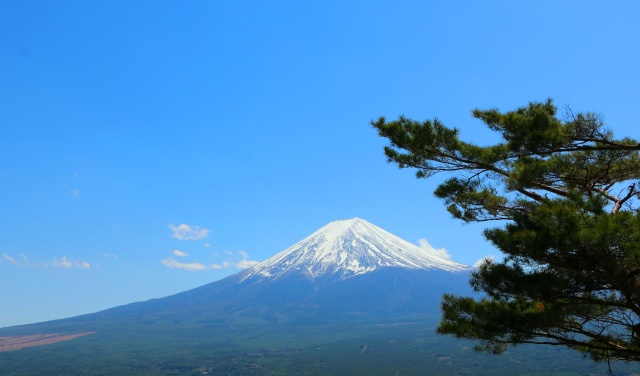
[161, 249, 259, 272]
[1, 253, 90, 269]
[2, 253, 32, 266]
[2, 253, 18, 265]
[473, 255, 495, 268]
[418, 238, 451, 260]
[212, 250, 259, 270]
[100, 252, 118, 259]
[51, 256, 91, 269]
[236, 250, 259, 268]
[235, 259, 259, 268]
[161, 257, 207, 272]
[211, 261, 231, 269]
[169, 224, 209, 240]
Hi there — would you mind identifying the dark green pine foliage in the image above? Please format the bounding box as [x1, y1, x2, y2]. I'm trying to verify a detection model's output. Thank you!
[373, 99, 640, 362]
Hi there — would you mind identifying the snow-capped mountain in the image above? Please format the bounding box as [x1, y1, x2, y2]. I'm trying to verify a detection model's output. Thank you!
[0, 217, 474, 339]
[241, 217, 470, 282]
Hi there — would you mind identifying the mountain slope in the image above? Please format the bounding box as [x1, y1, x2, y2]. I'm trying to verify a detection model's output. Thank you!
[241, 217, 469, 282]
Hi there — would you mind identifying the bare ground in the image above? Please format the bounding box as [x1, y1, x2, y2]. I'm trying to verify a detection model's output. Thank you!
[0, 332, 95, 352]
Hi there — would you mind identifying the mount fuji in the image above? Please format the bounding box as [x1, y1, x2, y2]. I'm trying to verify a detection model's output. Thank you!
[0, 218, 475, 374]
[2, 219, 625, 376]
[242, 217, 468, 282]
[2, 218, 473, 335]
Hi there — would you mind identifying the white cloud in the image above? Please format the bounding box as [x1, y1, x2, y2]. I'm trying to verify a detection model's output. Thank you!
[211, 261, 231, 269]
[52, 257, 72, 268]
[236, 259, 259, 269]
[1, 253, 90, 269]
[2, 253, 18, 265]
[418, 238, 451, 260]
[51, 256, 91, 269]
[162, 257, 207, 272]
[172, 250, 188, 257]
[100, 252, 118, 259]
[161, 250, 259, 272]
[212, 250, 259, 270]
[473, 255, 495, 268]
[236, 250, 259, 268]
[71, 189, 80, 197]
[169, 224, 209, 240]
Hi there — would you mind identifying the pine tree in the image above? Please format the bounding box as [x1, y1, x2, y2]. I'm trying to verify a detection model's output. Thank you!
[373, 99, 640, 362]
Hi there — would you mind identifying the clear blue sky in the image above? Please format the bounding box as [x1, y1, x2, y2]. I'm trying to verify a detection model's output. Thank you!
[1, 1, 638, 327]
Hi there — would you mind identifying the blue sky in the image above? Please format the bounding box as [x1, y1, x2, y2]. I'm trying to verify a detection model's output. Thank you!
[1, 1, 638, 327]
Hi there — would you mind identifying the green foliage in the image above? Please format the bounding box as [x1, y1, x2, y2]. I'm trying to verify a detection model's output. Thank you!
[373, 99, 640, 362]
[1, 318, 634, 375]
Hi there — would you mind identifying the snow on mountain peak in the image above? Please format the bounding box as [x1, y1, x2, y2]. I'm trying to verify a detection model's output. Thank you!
[241, 218, 470, 282]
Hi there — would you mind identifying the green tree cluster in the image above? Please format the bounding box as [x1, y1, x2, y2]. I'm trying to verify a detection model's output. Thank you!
[373, 99, 640, 362]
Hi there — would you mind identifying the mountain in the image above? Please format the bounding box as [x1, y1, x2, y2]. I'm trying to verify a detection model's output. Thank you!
[2, 219, 631, 375]
[0, 218, 476, 374]
[241, 217, 469, 282]
[2, 218, 473, 335]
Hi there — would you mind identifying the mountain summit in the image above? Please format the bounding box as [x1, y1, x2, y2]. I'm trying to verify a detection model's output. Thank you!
[242, 217, 469, 282]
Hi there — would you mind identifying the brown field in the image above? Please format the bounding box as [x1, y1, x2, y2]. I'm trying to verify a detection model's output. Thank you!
[0, 332, 95, 352]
